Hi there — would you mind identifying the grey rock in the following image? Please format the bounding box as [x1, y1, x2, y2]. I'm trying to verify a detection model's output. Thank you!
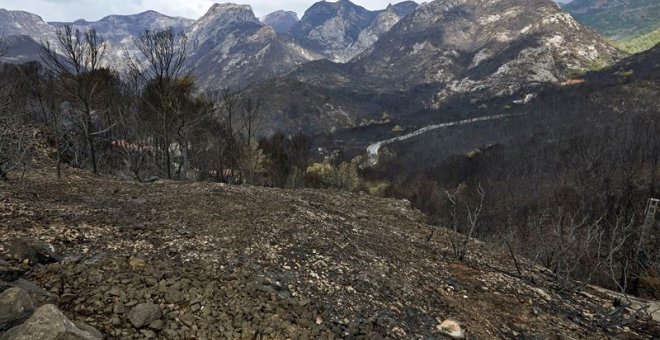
[128, 302, 162, 328]
[148, 319, 164, 331]
[261, 10, 299, 34]
[0, 304, 102, 340]
[165, 288, 185, 304]
[9, 238, 62, 264]
[0, 287, 34, 331]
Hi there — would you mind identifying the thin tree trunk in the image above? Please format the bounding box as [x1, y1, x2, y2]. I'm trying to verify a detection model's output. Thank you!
[55, 125, 61, 179]
[86, 111, 97, 174]
[164, 139, 171, 179]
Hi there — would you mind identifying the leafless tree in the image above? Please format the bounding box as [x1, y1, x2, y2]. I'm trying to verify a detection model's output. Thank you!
[549, 208, 604, 290]
[126, 28, 190, 179]
[41, 26, 108, 174]
[235, 96, 264, 184]
[445, 184, 485, 261]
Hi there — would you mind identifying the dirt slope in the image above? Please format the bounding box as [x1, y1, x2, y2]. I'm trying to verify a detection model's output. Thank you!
[0, 169, 658, 339]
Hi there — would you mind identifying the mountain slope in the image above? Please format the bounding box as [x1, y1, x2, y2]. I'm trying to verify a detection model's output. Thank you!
[614, 29, 660, 54]
[353, 0, 620, 102]
[342, 2, 418, 61]
[0, 35, 44, 64]
[1, 169, 657, 338]
[185, 4, 314, 89]
[370, 44, 660, 172]
[563, 0, 660, 39]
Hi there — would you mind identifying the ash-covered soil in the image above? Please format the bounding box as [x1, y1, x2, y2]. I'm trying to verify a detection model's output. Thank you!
[0, 169, 658, 339]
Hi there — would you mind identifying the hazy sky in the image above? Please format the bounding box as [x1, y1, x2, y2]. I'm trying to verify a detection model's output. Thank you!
[2, 0, 417, 22]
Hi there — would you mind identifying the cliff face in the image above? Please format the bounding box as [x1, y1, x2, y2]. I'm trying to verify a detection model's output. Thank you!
[289, 0, 379, 62]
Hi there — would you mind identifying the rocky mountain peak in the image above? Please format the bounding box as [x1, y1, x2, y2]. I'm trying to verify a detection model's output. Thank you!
[261, 10, 299, 34]
[205, 3, 259, 24]
[187, 3, 261, 43]
[389, 1, 419, 17]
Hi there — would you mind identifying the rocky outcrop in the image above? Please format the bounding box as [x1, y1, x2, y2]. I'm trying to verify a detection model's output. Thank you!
[290, 0, 378, 62]
[343, 5, 404, 61]
[0, 304, 102, 340]
[261, 10, 299, 34]
[9, 238, 62, 265]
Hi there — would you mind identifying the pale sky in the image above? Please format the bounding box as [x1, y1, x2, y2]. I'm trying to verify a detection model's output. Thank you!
[1, 0, 419, 22]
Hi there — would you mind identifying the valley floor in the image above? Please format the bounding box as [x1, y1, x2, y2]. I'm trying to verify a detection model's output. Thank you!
[0, 169, 658, 339]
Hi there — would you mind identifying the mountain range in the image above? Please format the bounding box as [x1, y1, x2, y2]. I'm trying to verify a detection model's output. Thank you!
[0, 0, 645, 135]
[563, 0, 660, 39]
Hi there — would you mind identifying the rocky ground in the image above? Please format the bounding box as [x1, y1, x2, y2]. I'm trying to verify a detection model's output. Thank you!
[0, 168, 659, 339]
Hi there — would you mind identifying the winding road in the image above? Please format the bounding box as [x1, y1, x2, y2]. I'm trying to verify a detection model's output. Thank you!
[365, 113, 524, 167]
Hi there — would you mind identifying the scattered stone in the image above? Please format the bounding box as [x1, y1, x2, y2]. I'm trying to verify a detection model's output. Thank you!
[9, 238, 62, 265]
[0, 304, 102, 340]
[73, 320, 104, 339]
[437, 320, 465, 339]
[113, 302, 126, 314]
[128, 302, 162, 328]
[0, 287, 34, 331]
[165, 288, 185, 304]
[128, 257, 146, 270]
[148, 319, 163, 331]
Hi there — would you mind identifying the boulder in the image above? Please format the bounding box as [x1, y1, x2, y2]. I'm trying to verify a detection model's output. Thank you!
[0, 304, 102, 340]
[8, 279, 54, 304]
[9, 238, 62, 264]
[128, 302, 162, 328]
[0, 287, 34, 331]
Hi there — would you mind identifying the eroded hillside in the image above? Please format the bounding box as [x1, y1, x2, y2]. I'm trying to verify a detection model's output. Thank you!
[0, 169, 658, 338]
